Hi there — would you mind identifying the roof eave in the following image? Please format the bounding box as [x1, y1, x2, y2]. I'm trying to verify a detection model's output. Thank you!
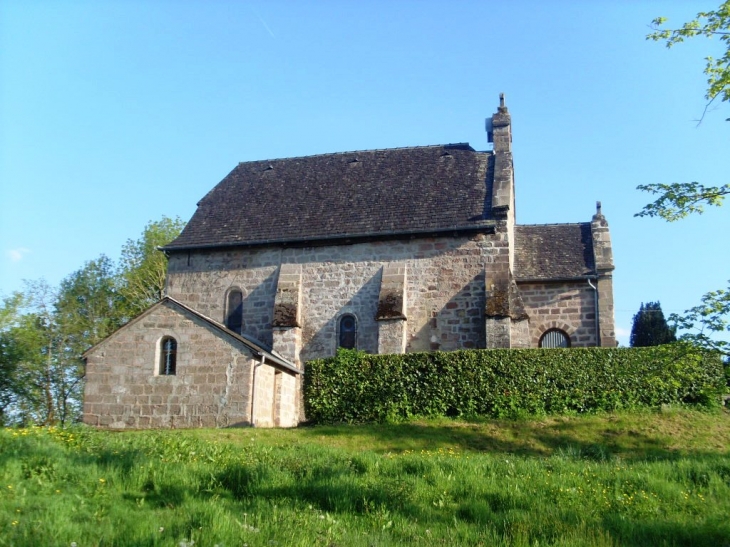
[515, 274, 598, 283]
[82, 297, 302, 375]
[162, 223, 497, 253]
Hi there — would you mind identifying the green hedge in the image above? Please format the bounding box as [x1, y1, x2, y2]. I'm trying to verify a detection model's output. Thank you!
[303, 344, 725, 424]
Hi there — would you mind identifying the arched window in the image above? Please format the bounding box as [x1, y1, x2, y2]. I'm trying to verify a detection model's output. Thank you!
[338, 314, 357, 349]
[539, 329, 571, 348]
[159, 337, 177, 375]
[226, 289, 243, 334]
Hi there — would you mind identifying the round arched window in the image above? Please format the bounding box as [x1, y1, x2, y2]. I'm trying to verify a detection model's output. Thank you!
[539, 329, 571, 348]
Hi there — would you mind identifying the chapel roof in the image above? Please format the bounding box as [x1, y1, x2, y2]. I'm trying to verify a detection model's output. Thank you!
[164, 144, 495, 250]
[514, 223, 596, 280]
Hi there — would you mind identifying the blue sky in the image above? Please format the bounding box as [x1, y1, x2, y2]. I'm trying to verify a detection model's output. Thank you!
[1, 0, 728, 346]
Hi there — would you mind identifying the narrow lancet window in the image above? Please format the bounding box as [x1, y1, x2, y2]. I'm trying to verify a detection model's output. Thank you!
[226, 289, 244, 334]
[159, 337, 177, 375]
[339, 314, 357, 349]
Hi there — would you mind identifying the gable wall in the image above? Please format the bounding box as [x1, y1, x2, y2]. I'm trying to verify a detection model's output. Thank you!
[83, 302, 259, 429]
[166, 231, 511, 360]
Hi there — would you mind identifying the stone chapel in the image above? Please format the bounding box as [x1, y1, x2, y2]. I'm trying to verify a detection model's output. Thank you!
[82, 96, 616, 429]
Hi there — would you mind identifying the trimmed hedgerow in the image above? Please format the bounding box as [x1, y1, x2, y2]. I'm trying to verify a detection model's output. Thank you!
[303, 344, 725, 424]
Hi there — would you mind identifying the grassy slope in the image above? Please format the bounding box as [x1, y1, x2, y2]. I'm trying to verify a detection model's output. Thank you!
[194, 407, 730, 458]
[1, 408, 729, 547]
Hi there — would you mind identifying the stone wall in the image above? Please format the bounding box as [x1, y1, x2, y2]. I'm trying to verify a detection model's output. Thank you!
[83, 300, 299, 429]
[165, 233, 605, 359]
[596, 275, 616, 347]
[518, 281, 597, 346]
[166, 232, 511, 359]
[252, 364, 274, 427]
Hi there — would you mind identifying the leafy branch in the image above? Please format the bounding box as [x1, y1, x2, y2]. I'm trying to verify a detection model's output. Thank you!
[647, 2, 730, 117]
[635, 182, 729, 221]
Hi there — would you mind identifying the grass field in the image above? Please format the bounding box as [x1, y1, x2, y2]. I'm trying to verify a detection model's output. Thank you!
[1, 408, 729, 546]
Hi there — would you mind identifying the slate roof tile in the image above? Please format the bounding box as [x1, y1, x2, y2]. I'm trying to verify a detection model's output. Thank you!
[166, 144, 494, 250]
[514, 224, 595, 280]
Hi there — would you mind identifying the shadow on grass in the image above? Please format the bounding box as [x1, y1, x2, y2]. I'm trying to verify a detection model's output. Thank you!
[297, 410, 730, 462]
[208, 454, 730, 547]
[121, 482, 187, 509]
[16, 420, 722, 547]
[602, 513, 730, 547]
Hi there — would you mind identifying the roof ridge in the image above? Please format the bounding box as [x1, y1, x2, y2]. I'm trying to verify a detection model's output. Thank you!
[237, 143, 477, 165]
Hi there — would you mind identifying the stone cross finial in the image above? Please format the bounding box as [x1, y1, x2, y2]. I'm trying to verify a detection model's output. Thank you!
[596, 201, 602, 216]
[499, 93, 505, 107]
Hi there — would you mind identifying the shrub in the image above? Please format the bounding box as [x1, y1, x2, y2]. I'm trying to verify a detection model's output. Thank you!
[304, 344, 724, 424]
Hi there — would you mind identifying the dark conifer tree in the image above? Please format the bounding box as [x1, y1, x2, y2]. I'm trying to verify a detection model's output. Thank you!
[630, 301, 676, 347]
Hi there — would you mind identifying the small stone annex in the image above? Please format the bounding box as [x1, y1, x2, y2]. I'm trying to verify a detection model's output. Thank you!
[82, 96, 615, 429]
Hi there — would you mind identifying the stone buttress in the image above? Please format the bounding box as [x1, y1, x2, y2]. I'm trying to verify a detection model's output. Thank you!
[484, 94, 529, 347]
[376, 262, 408, 354]
[591, 203, 616, 347]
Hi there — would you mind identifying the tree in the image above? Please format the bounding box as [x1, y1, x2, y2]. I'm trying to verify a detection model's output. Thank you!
[637, 3, 730, 356]
[630, 302, 677, 347]
[0, 293, 24, 421]
[56, 255, 124, 345]
[0, 292, 41, 425]
[52, 256, 123, 424]
[10, 279, 64, 426]
[118, 216, 186, 317]
[0, 216, 186, 425]
[669, 286, 730, 356]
